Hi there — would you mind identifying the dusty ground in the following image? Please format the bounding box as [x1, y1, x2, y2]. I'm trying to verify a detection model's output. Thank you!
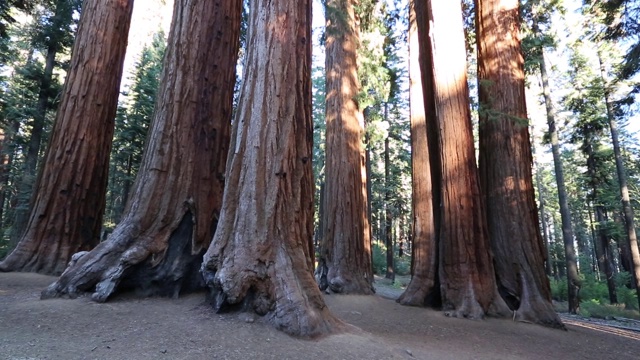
[1, 273, 639, 360]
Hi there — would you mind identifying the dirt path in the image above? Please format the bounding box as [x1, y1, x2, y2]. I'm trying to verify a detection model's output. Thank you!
[1, 272, 638, 360]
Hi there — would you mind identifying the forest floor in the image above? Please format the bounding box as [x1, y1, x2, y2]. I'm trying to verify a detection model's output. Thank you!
[1, 272, 639, 360]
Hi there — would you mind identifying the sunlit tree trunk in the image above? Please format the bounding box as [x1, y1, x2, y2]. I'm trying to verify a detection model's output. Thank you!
[426, 0, 510, 318]
[201, 0, 343, 337]
[398, 0, 440, 307]
[41, 0, 240, 297]
[316, 0, 373, 294]
[476, 0, 563, 327]
[1, 0, 134, 275]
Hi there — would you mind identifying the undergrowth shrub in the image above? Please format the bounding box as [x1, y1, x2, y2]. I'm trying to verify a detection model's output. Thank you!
[372, 242, 411, 276]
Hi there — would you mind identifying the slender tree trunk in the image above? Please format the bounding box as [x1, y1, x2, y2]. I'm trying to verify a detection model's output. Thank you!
[397, 0, 440, 307]
[476, 0, 562, 328]
[594, 206, 618, 303]
[1, 0, 134, 275]
[10, 41, 58, 243]
[598, 52, 640, 309]
[384, 132, 394, 281]
[539, 49, 581, 314]
[0, 119, 20, 230]
[42, 0, 240, 298]
[533, 138, 552, 277]
[201, 0, 343, 337]
[426, 0, 510, 319]
[364, 109, 374, 267]
[316, 0, 373, 294]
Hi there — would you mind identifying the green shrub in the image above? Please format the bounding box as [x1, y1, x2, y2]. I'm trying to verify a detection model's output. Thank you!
[579, 299, 640, 320]
[371, 242, 412, 276]
[579, 274, 610, 304]
[550, 277, 568, 302]
[394, 255, 411, 276]
[372, 243, 386, 275]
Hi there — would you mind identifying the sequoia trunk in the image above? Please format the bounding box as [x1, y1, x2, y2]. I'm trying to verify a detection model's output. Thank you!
[426, 0, 509, 318]
[398, 0, 440, 307]
[1, 0, 134, 275]
[42, 0, 240, 299]
[476, 0, 563, 328]
[317, 0, 373, 294]
[201, 0, 343, 337]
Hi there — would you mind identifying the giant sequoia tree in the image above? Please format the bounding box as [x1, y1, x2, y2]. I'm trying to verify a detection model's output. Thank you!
[200, 0, 343, 337]
[403, 0, 511, 319]
[0, 0, 134, 275]
[316, 0, 374, 295]
[42, 0, 240, 299]
[397, 0, 440, 307]
[476, 0, 563, 327]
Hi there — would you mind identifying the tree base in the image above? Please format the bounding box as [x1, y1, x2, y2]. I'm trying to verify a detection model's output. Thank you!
[315, 259, 375, 295]
[42, 213, 204, 301]
[397, 275, 441, 308]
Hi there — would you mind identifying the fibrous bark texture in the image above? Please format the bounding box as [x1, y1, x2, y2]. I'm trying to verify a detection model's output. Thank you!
[397, 0, 440, 308]
[201, 0, 343, 338]
[424, 0, 509, 319]
[41, 0, 240, 300]
[1, 0, 134, 275]
[476, 0, 564, 329]
[317, 0, 374, 295]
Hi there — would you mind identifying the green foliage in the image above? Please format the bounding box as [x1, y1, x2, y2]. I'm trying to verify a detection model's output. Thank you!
[550, 273, 639, 313]
[579, 299, 640, 319]
[371, 242, 410, 276]
[104, 31, 166, 225]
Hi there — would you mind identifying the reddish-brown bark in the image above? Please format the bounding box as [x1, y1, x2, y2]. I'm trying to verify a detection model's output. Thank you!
[397, 0, 440, 307]
[423, 0, 510, 318]
[316, 0, 374, 295]
[41, 0, 240, 299]
[1, 0, 134, 275]
[201, 0, 343, 337]
[476, 0, 563, 328]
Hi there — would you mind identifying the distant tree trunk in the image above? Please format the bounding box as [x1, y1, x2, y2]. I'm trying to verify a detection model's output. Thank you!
[398, 215, 405, 258]
[397, 0, 440, 307]
[364, 109, 374, 265]
[316, 181, 325, 252]
[594, 206, 618, 303]
[10, 44, 56, 244]
[425, 0, 509, 319]
[316, 0, 373, 294]
[201, 0, 343, 337]
[533, 139, 552, 277]
[598, 52, 640, 309]
[476, 0, 563, 328]
[384, 133, 394, 281]
[1, 0, 134, 275]
[41, 0, 240, 298]
[539, 48, 581, 314]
